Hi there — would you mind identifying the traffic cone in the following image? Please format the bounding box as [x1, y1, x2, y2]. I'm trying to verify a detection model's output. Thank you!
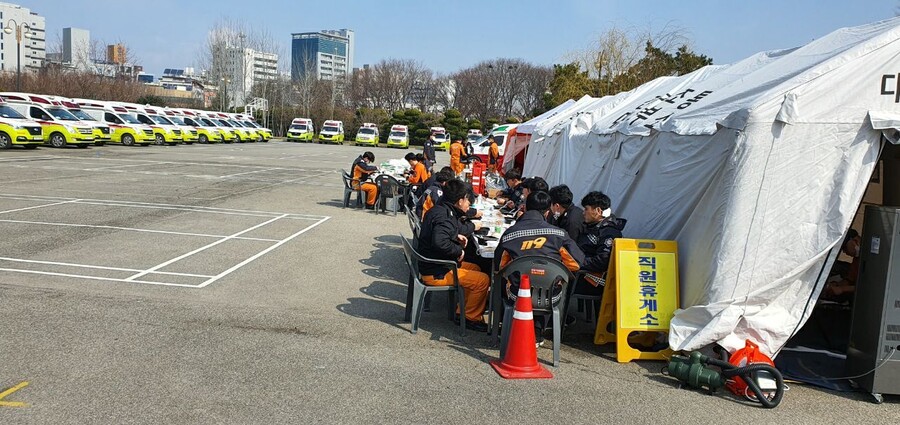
[490, 274, 553, 379]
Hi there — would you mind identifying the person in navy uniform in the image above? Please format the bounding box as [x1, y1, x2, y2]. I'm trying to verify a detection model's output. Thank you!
[575, 191, 626, 296]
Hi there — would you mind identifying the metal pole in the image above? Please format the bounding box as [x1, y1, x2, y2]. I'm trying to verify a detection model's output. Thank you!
[15, 39, 20, 91]
[15, 26, 21, 92]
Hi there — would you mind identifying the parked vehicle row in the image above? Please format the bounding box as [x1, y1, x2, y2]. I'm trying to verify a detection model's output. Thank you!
[0, 91, 273, 150]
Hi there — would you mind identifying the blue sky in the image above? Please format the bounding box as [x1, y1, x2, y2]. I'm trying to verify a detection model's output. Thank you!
[22, 0, 897, 77]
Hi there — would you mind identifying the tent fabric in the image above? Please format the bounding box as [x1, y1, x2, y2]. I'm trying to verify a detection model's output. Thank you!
[517, 99, 578, 134]
[503, 99, 578, 171]
[521, 17, 900, 356]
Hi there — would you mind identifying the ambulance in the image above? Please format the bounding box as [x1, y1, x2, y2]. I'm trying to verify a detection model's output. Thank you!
[176, 109, 221, 143]
[287, 118, 314, 142]
[235, 113, 271, 141]
[354, 122, 379, 146]
[386, 124, 409, 148]
[213, 113, 253, 143]
[430, 126, 449, 151]
[72, 99, 155, 146]
[318, 120, 344, 144]
[468, 124, 518, 164]
[47, 96, 112, 146]
[115, 103, 182, 146]
[200, 112, 238, 143]
[159, 108, 199, 144]
[229, 113, 262, 142]
[466, 129, 483, 145]
[0, 95, 45, 149]
[0, 92, 96, 148]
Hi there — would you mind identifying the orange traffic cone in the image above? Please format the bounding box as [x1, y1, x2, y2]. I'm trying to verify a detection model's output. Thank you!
[490, 274, 553, 379]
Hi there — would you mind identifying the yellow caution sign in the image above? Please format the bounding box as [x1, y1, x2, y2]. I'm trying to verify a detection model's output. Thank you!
[0, 381, 28, 407]
[594, 239, 679, 363]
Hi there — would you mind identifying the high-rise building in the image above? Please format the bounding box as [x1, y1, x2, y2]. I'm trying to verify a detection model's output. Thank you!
[62, 27, 90, 70]
[0, 2, 46, 72]
[291, 29, 354, 81]
[107, 44, 126, 65]
[220, 47, 278, 107]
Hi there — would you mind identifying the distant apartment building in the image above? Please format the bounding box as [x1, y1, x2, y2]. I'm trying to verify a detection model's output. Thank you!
[62, 27, 91, 70]
[219, 46, 278, 107]
[0, 2, 46, 72]
[107, 43, 126, 65]
[291, 29, 354, 81]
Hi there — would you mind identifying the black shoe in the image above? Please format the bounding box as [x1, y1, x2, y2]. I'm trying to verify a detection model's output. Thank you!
[454, 317, 488, 332]
[364, 204, 375, 210]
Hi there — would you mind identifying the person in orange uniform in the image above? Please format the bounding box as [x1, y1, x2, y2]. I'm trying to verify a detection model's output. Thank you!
[404, 152, 429, 185]
[351, 151, 379, 209]
[416, 179, 490, 331]
[449, 138, 466, 176]
[487, 135, 500, 174]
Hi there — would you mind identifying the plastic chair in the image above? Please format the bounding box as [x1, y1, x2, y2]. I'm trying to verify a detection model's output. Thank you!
[400, 234, 466, 335]
[375, 174, 403, 216]
[406, 206, 421, 243]
[408, 191, 420, 214]
[341, 169, 364, 208]
[570, 270, 605, 323]
[495, 255, 574, 367]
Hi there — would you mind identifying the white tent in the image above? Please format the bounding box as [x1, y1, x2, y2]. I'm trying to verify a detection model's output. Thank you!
[519, 94, 623, 177]
[523, 17, 900, 356]
[503, 99, 578, 171]
[517, 98, 578, 135]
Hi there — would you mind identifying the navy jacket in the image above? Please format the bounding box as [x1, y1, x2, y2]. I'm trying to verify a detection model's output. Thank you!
[548, 204, 585, 242]
[417, 201, 468, 278]
[577, 215, 627, 273]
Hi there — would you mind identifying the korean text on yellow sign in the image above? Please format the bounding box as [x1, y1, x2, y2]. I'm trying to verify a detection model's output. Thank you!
[617, 250, 677, 330]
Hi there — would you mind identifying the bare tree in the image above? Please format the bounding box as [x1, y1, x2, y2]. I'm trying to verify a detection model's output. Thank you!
[363, 59, 428, 113]
[451, 58, 552, 122]
[518, 65, 553, 117]
[567, 23, 690, 95]
[197, 18, 283, 109]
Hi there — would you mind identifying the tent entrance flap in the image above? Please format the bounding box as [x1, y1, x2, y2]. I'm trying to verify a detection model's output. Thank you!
[869, 111, 900, 143]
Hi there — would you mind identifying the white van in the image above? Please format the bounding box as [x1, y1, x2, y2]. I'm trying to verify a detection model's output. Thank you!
[288, 118, 314, 142]
[72, 99, 155, 146]
[0, 92, 96, 148]
[318, 120, 344, 144]
[386, 124, 409, 148]
[469, 124, 518, 163]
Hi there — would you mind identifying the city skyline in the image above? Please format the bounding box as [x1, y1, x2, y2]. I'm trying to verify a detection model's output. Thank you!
[16, 0, 896, 79]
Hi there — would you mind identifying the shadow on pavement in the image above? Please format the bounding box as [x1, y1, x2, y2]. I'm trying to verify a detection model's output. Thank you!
[336, 297, 407, 332]
[317, 200, 347, 209]
[359, 236, 407, 282]
[360, 280, 405, 303]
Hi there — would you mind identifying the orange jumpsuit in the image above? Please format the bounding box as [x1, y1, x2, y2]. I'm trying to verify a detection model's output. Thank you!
[488, 141, 500, 173]
[407, 161, 429, 185]
[449, 141, 465, 176]
[352, 157, 378, 206]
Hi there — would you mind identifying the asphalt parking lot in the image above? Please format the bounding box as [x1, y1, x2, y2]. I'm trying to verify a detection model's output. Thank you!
[0, 140, 896, 423]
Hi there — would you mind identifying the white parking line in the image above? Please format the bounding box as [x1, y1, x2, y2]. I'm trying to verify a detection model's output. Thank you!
[0, 193, 327, 220]
[0, 200, 80, 215]
[0, 219, 282, 243]
[0, 155, 56, 162]
[86, 162, 173, 171]
[218, 168, 284, 179]
[124, 214, 288, 282]
[0, 257, 214, 278]
[0, 267, 203, 288]
[197, 216, 331, 288]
